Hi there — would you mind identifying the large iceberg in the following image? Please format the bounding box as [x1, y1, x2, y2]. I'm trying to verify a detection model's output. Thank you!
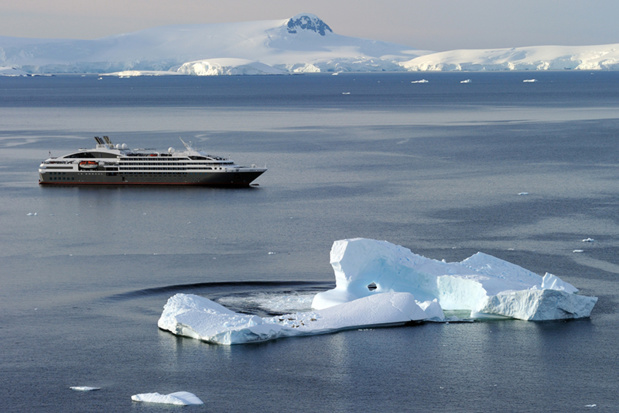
[158, 238, 597, 345]
[313, 238, 597, 321]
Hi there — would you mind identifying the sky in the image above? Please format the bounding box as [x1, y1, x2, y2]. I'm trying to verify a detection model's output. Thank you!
[1, 0, 618, 51]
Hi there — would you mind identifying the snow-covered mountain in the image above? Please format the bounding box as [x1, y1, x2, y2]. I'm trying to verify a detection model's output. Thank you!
[1, 13, 618, 76]
[0, 14, 422, 75]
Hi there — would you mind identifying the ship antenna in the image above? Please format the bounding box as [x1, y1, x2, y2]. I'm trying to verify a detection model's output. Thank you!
[179, 137, 192, 151]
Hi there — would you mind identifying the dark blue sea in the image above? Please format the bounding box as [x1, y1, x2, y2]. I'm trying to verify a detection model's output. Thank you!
[1, 72, 618, 412]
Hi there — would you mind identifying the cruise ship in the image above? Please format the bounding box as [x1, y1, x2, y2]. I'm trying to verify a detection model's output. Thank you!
[39, 136, 266, 187]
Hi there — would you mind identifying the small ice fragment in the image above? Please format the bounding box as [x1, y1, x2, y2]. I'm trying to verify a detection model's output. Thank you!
[582, 238, 595, 243]
[411, 79, 429, 84]
[268, 251, 276, 255]
[341, 91, 351, 95]
[523, 79, 537, 83]
[131, 391, 203, 406]
[573, 249, 584, 253]
[518, 192, 529, 196]
[460, 79, 471, 83]
[585, 404, 597, 408]
[70, 386, 100, 392]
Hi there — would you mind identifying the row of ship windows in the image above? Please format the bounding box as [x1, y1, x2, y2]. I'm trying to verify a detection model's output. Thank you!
[118, 162, 224, 165]
[104, 172, 190, 175]
[117, 167, 219, 171]
[48, 172, 103, 174]
[48, 172, 191, 176]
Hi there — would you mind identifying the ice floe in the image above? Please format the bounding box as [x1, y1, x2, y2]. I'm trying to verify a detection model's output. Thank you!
[158, 291, 440, 345]
[70, 386, 100, 392]
[131, 391, 203, 406]
[158, 238, 597, 345]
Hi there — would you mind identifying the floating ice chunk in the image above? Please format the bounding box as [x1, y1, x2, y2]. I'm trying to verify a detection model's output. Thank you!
[157, 293, 276, 344]
[573, 249, 585, 253]
[582, 238, 595, 242]
[417, 299, 445, 321]
[70, 386, 100, 392]
[523, 79, 537, 82]
[313, 238, 597, 321]
[518, 192, 529, 195]
[158, 291, 440, 345]
[460, 79, 471, 83]
[131, 391, 203, 406]
[411, 79, 429, 83]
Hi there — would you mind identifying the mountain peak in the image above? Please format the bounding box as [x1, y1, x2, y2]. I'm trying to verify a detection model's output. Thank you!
[286, 14, 332, 36]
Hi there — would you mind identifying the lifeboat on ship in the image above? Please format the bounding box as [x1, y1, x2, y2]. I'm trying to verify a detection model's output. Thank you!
[79, 160, 99, 170]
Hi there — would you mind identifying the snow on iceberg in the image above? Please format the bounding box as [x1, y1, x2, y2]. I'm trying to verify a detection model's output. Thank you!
[313, 238, 597, 321]
[158, 291, 442, 345]
[131, 391, 203, 406]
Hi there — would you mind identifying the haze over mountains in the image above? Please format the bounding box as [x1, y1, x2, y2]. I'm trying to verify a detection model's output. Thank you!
[1, 14, 618, 75]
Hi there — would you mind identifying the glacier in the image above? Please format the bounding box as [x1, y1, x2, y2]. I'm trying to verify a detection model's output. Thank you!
[401, 44, 619, 71]
[158, 238, 597, 345]
[2, 13, 618, 76]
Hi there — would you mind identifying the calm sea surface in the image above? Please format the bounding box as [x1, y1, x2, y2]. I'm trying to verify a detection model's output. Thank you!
[1, 72, 618, 412]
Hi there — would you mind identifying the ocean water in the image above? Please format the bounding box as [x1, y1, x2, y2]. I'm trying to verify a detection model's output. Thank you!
[0, 72, 618, 412]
